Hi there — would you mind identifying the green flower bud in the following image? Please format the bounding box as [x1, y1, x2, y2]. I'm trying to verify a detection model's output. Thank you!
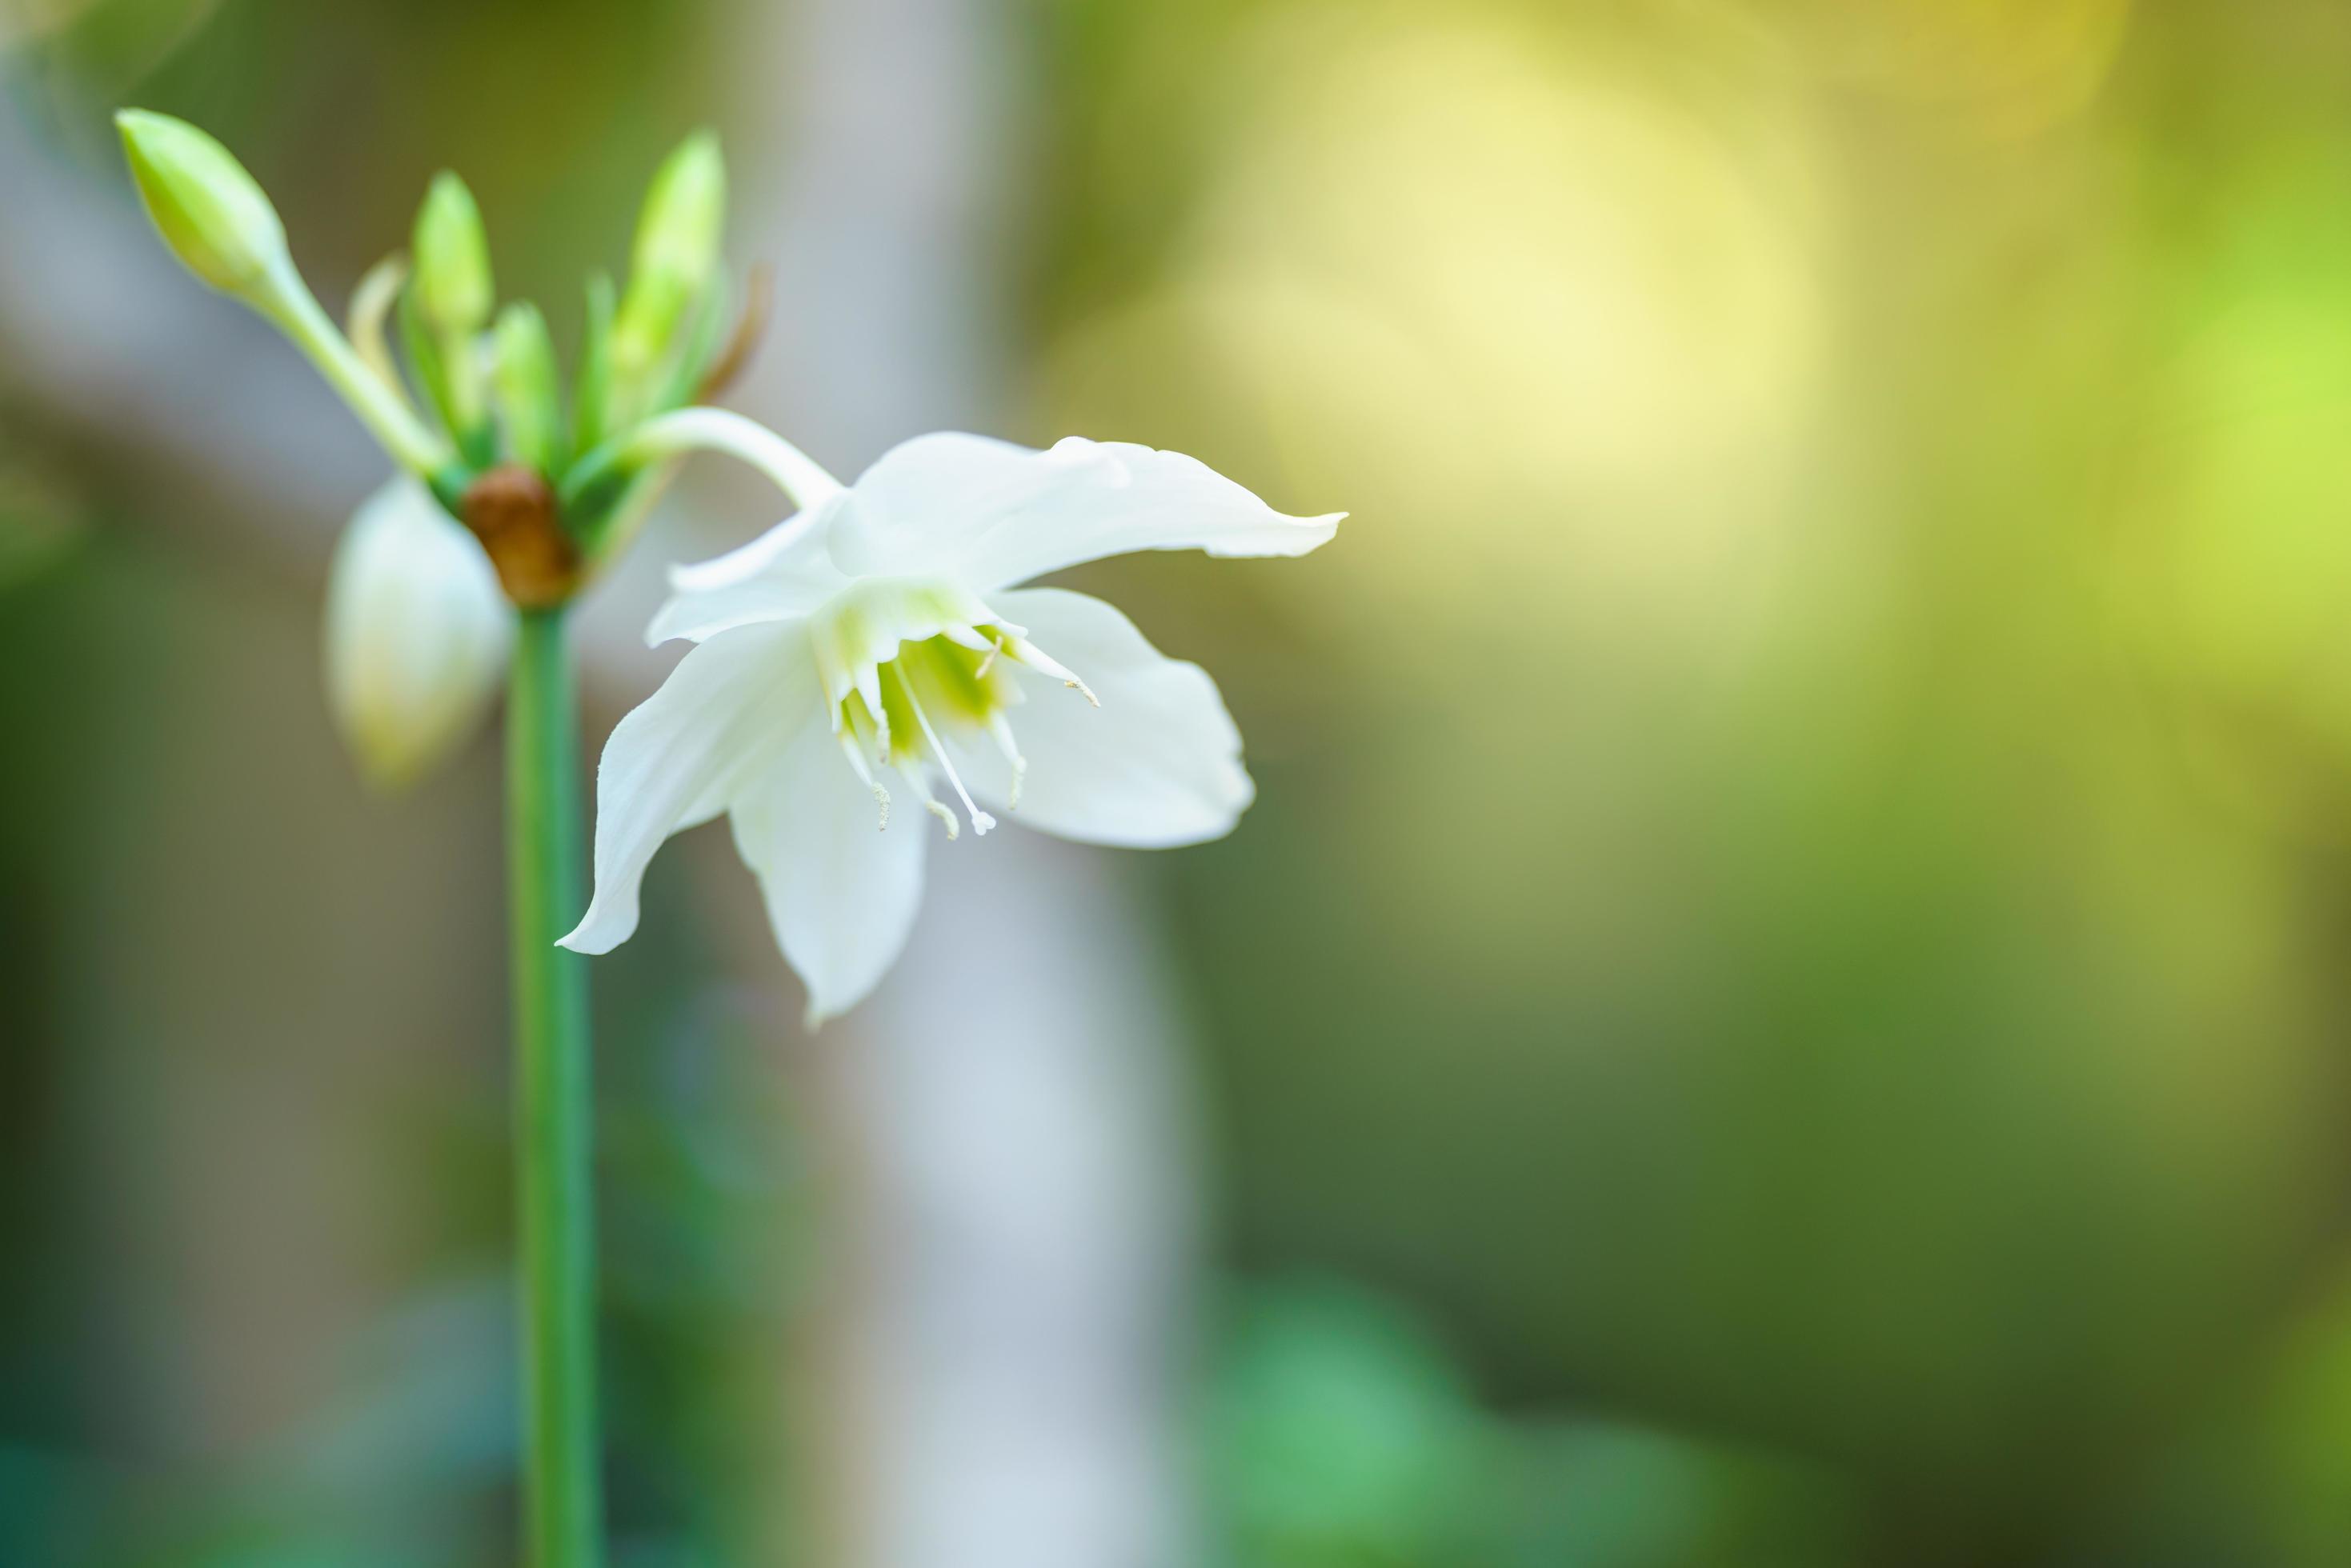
[411, 171, 495, 337]
[117, 111, 454, 479]
[492, 302, 566, 475]
[612, 131, 726, 375]
[115, 110, 290, 302]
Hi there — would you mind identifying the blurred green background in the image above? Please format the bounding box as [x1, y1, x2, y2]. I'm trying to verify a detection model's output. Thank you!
[12, 0, 2351, 1563]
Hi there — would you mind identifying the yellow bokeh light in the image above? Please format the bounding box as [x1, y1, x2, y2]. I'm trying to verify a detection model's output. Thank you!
[1768, 0, 2134, 136]
[1043, 9, 1832, 641]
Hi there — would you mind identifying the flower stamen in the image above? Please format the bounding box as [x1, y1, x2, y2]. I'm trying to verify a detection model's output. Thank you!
[987, 712, 1026, 811]
[890, 662, 995, 836]
[851, 666, 891, 764]
[887, 758, 959, 841]
[1008, 636, 1099, 706]
[974, 630, 1007, 681]
[835, 727, 891, 830]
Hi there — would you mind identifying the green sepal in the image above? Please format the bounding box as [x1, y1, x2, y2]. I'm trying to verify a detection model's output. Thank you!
[427, 460, 474, 519]
[611, 131, 725, 390]
[571, 456, 673, 565]
[555, 433, 631, 526]
[455, 382, 497, 470]
[402, 294, 493, 469]
[571, 272, 617, 459]
[399, 284, 459, 439]
[651, 272, 731, 415]
[405, 175, 497, 466]
[494, 302, 567, 478]
[411, 171, 495, 338]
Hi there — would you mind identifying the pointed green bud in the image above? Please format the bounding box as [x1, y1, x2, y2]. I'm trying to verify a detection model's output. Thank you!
[492, 302, 565, 475]
[411, 172, 495, 337]
[613, 131, 726, 375]
[115, 110, 290, 302]
[117, 110, 453, 480]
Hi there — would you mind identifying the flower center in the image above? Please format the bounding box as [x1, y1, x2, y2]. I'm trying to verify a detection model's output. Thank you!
[837, 633, 1015, 838]
[807, 578, 1095, 840]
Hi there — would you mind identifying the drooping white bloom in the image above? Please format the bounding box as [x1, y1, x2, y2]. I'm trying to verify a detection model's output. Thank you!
[559, 434, 1341, 1022]
[323, 478, 512, 789]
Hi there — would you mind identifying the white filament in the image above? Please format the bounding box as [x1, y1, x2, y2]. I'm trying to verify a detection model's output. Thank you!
[836, 728, 891, 830]
[987, 713, 1027, 811]
[891, 665, 995, 836]
[1009, 637, 1098, 706]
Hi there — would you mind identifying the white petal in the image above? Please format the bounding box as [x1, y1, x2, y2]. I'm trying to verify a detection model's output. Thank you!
[669, 491, 837, 590]
[948, 588, 1254, 847]
[559, 621, 819, 954]
[322, 478, 511, 789]
[827, 432, 1341, 588]
[731, 713, 929, 1025]
[649, 494, 853, 645]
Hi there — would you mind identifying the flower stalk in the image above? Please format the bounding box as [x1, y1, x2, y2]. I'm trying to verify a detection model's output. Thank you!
[104, 105, 1338, 1566]
[508, 605, 603, 1568]
[562, 404, 840, 518]
[114, 108, 776, 1568]
[261, 274, 457, 482]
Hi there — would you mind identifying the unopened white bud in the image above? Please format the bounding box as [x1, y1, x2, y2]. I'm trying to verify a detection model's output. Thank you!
[323, 479, 512, 789]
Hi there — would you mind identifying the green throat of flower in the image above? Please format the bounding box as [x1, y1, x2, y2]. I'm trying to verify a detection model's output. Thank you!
[823, 602, 1099, 842]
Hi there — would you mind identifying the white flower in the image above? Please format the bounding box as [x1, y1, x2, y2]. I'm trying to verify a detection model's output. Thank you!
[323, 478, 512, 788]
[558, 433, 1340, 1022]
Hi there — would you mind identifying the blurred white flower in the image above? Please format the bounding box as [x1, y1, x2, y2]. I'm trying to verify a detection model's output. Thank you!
[559, 433, 1340, 1022]
[323, 478, 511, 789]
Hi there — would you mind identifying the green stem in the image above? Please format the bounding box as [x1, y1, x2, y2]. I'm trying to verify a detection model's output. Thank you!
[507, 606, 603, 1568]
[259, 259, 453, 478]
